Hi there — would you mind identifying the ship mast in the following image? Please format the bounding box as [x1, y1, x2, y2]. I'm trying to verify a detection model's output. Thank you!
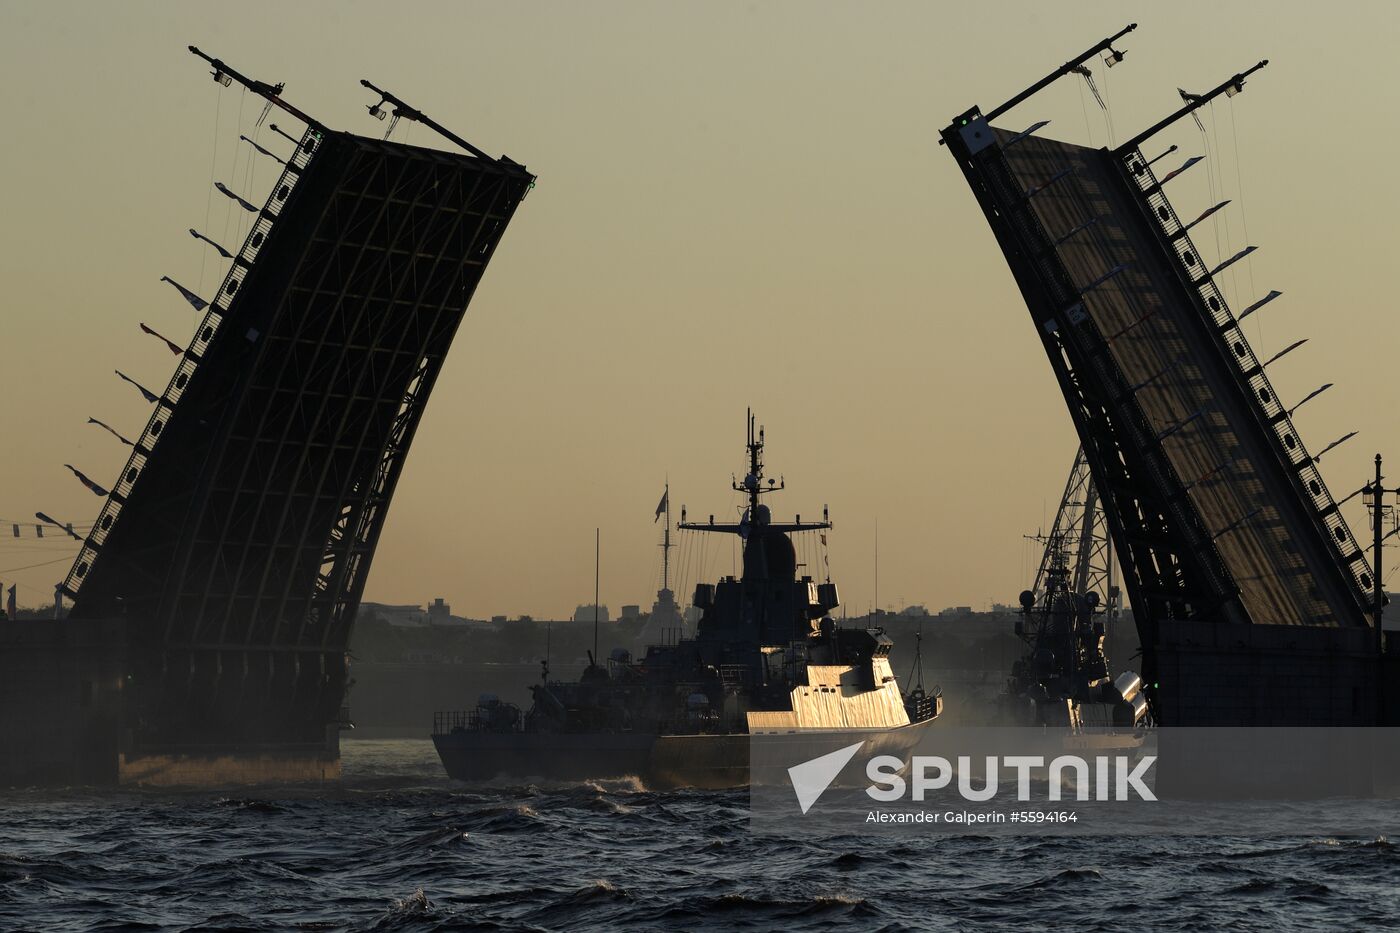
[736, 408, 779, 519]
[677, 410, 831, 547]
[661, 480, 672, 594]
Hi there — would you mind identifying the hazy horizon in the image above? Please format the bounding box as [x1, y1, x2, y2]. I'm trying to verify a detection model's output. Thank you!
[1, 1, 1395, 620]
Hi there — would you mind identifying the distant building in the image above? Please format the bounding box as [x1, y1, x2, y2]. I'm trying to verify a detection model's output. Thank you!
[573, 604, 611, 624]
[362, 603, 428, 627]
[620, 605, 640, 620]
[427, 597, 451, 623]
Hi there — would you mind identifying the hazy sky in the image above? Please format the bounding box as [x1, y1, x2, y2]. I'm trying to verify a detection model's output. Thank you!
[1, 2, 1396, 619]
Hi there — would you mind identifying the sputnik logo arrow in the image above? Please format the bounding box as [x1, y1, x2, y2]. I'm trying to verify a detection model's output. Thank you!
[787, 741, 865, 814]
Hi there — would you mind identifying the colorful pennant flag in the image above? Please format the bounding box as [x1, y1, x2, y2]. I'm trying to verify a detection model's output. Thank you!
[1159, 156, 1203, 184]
[1206, 245, 1257, 279]
[1183, 200, 1230, 232]
[34, 512, 82, 540]
[1238, 290, 1283, 321]
[87, 418, 134, 447]
[139, 322, 183, 355]
[115, 370, 159, 404]
[239, 134, 287, 166]
[159, 276, 208, 312]
[64, 465, 109, 497]
[215, 181, 259, 213]
[189, 228, 234, 260]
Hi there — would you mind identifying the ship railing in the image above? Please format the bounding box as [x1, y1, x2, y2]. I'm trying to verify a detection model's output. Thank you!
[904, 689, 940, 723]
[718, 664, 752, 686]
[61, 123, 325, 599]
[1118, 147, 1374, 605]
[433, 710, 472, 734]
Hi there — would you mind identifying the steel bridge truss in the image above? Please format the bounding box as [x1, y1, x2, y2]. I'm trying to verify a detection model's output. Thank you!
[942, 97, 1371, 699]
[1029, 447, 1116, 616]
[66, 126, 533, 747]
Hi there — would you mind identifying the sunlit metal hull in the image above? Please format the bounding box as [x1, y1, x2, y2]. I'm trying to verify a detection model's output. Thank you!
[433, 716, 938, 790]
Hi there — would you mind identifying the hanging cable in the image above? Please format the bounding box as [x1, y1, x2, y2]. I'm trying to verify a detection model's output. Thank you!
[1076, 73, 1093, 147]
[1208, 101, 1241, 310]
[221, 87, 247, 250]
[0, 554, 77, 575]
[1228, 97, 1259, 332]
[1099, 52, 1116, 145]
[1193, 104, 1222, 277]
[200, 85, 223, 297]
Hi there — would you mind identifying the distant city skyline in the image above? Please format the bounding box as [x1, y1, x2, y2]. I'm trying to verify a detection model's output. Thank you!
[1, 2, 1395, 619]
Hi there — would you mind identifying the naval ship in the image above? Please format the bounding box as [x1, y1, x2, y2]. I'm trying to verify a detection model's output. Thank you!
[432, 412, 942, 787]
[1001, 463, 1150, 735]
[1001, 536, 1150, 754]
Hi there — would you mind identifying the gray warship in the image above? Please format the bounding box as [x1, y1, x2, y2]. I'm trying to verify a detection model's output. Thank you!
[432, 412, 942, 787]
[1002, 452, 1150, 736]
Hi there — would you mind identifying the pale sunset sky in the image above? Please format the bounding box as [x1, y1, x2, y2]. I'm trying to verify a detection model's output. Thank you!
[0, 1, 1394, 618]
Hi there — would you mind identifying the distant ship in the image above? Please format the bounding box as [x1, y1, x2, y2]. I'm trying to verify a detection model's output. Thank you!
[432, 412, 942, 787]
[1001, 454, 1150, 747]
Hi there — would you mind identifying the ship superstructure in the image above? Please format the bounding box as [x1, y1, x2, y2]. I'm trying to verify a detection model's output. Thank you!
[433, 412, 941, 787]
[1007, 449, 1148, 730]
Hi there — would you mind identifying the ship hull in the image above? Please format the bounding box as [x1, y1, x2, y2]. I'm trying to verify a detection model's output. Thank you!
[432, 717, 937, 789]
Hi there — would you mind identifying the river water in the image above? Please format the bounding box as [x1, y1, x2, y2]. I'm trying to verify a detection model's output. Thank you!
[0, 739, 1394, 930]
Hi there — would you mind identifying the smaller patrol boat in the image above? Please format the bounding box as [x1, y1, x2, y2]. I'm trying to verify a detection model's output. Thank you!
[433, 411, 942, 787]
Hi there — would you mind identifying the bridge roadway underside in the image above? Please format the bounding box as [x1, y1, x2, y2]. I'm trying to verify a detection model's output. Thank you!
[995, 129, 1359, 632]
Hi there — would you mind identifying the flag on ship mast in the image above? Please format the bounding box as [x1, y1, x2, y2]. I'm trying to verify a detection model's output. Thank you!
[654, 488, 668, 523]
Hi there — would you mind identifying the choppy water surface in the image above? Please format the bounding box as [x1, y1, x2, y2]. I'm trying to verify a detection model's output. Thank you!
[1, 739, 1396, 931]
